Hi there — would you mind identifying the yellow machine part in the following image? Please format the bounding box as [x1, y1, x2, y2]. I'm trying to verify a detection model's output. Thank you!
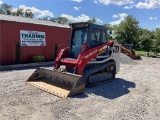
[26, 68, 85, 98]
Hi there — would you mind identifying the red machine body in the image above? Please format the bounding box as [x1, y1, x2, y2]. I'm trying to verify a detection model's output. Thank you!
[54, 41, 115, 75]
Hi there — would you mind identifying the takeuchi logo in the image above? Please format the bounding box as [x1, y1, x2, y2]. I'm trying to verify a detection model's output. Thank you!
[84, 49, 98, 59]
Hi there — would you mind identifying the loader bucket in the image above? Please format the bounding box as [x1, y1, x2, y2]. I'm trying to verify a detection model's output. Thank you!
[26, 67, 85, 98]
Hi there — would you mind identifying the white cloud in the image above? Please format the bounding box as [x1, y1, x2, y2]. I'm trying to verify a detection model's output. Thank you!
[95, 18, 103, 23]
[113, 13, 128, 18]
[124, 5, 134, 9]
[94, 0, 160, 9]
[156, 25, 160, 28]
[71, 0, 83, 3]
[112, 14, 118, 18]
[61, 14, 102, 23]
[74, 7, 81, 10]
[135, 0, 160, 9]
[0, 0, 3, 4]
[149, 17, 157, 20]
[13, 5, 54, 18]
[61, 14, 90, 22]
[110, 13, 128, 26]
[94, 0, 134, 6]
[145, 0, 150, 2]
[110, 19, 124, 26]
[94, 0, 99, 4]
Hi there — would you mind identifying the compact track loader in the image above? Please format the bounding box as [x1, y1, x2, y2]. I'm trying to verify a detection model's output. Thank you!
[26, 22, 121, 98]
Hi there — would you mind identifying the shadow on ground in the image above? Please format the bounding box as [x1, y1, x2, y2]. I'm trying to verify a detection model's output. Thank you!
[73, 78, 136, 99]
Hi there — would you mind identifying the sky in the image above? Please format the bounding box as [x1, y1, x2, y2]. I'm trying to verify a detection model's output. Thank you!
[0, 0, 160, 30]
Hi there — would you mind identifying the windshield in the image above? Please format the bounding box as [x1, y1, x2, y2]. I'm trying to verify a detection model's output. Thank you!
[70, 28, 88, 58]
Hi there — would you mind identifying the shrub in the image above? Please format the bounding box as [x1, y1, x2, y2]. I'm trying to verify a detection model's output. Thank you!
[32, 56, 45, 62]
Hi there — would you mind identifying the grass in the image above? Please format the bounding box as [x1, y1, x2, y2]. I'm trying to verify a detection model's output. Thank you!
[136, 51, 154, 55]
[136, 51, 160, 56]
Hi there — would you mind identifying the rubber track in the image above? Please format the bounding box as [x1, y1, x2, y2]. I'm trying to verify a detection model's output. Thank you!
[82, 61, 115, 86]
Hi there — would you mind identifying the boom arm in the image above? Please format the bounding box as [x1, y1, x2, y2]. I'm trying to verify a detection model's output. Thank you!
[121, 46, 133, 56]
[54, 41, 116, 75]
[120, 46, 141, 60]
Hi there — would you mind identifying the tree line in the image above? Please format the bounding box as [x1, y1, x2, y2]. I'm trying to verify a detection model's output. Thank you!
[1, 3, 159, 53]
[104, 15, 160, 53]
[0, 3, 34, 18]
[0, 3, 69, 24]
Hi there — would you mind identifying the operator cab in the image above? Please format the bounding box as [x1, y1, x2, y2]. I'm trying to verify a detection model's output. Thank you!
[69, 22, 108, 58]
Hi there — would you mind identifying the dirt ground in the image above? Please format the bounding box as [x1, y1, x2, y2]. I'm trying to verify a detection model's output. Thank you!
[0, 56, 160, 120]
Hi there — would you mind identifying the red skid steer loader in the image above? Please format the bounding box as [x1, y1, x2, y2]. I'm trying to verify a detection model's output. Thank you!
[26, 22, 121, 98]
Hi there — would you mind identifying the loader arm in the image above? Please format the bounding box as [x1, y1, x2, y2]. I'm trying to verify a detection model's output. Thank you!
[55, 41, 115, 75]
[120, 46, 142, 60]
[121, 46, 133, 56]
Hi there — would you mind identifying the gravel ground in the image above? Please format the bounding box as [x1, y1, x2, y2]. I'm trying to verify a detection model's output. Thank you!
[120, 53, 139, 65]
[0, 56, 160, 120]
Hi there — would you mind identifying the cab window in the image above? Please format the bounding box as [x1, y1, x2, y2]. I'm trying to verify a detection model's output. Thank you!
[90, 28, 101, 48]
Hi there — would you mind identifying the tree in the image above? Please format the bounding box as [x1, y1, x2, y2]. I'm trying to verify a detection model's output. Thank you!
[15, 8, 24, 16]
[0, 3, 4, 14]
[56, 17, 68, 24]
[49, 17, 56, 22]
[24, 9, 34, 18]
[0, 3, 34, 18]
[1, 3, 13, 15]
[153, 28, 160, 53]
[39, 17, 49, 20]
[103, 23, 114, 39]
[114, 15, 139, 48]
[0, 9, 4, 14]
[88, 17, 97, 23]
[138, 28, 153, 52]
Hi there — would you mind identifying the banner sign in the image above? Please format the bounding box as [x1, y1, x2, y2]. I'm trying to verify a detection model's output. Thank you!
[20, 30, 46, 46]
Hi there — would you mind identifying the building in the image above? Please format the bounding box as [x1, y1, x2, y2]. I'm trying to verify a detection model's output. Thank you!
[0, 14, 71, 65]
